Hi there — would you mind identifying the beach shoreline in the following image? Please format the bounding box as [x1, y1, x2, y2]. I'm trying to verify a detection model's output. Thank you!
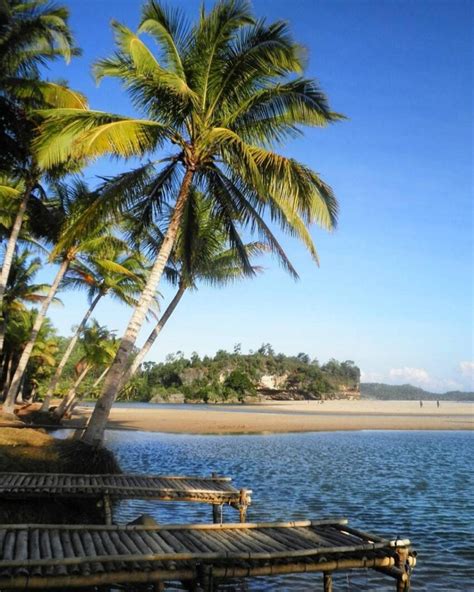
[72, 400, 473, 434]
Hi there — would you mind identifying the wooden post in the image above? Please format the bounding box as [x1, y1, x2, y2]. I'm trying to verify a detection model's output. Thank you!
[396, 576, 407, 592]
[198, 564, 214, 592]
[394, 546, 410, 592]
[239, 489, 248, 523]
[323, 572, 333, 592]
[103, 495, 112, 525]
[211, 473, 220, 524]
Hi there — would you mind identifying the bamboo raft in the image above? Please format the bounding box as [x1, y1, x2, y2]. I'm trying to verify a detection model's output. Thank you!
[0, 518, 415, 591]
[0, 473, 251, 523]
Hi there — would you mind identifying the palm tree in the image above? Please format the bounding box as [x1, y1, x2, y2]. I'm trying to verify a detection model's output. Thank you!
[0, 0, 85, 342]
[2, 181, 129, 413]
[0, 0, 79, 171]
[36, 0, 341, 445]
[2, 309, 58, 402]
[40, 249, 148, 411]
[23, 318, 59, 401]
[0, 249, 52, 361]
[121, 190, 267, 386]
[0, 249, 57, 397]
[52, 321, 117, 419]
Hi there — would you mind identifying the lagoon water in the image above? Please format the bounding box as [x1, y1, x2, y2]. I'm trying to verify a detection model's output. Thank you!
[106, 430, 474, 591]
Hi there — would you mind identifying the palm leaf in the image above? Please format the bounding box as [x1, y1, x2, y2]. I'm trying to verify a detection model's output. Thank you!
[34, 109, 172, 168]
[139, 1, 189, 77]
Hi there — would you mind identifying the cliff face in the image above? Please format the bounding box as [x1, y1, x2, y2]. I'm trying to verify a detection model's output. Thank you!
[256, 374, 360, 400]
[150, 354, 362, 404]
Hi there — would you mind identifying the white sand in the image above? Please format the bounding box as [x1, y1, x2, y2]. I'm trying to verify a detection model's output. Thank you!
[73, 399, 473, 434]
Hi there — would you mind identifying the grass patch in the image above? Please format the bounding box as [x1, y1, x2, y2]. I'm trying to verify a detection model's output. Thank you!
[0, 427, 121, 524]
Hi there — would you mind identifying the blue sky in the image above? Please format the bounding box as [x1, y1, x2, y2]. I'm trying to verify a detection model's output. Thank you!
[41, 0, 473, 392]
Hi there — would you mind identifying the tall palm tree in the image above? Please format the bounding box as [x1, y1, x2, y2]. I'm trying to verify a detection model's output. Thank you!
[52, 321, 117, 419]
[122, 190, 267, 386]
[0, 0, 85, 341]
[36, 0, 341, 445]
[40, 249, 147, 411]
[2, 182, 129, 413]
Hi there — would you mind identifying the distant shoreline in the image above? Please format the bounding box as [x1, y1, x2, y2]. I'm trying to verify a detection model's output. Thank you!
[71, 400, 474, 434]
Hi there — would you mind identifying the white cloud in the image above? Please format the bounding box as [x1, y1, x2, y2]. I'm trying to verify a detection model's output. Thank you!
[360, 370, 382, 382]
[389, 367, 431, 385]
[459, 361, 474, 377]
[361, 363, 473, 392]
[387, 367, 464, 393]
[458, 361, 474, 390]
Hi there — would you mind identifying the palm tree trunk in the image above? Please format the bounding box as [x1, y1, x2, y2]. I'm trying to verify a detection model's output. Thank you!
[53, 364, 91, 419]
[53, 368, 89, 419]
[63, 366, 108, 423]
[1, 354, 13, 400]
[81, 168, 194, 446]
[0, 185, 32, 356]
[16, 372, 27, 404]
[3, 257, 70, 414]
[92, 366, 109, 389]
[120, 284, 186, 388]
[0, 318, 6, 365]
[41, 293, 102, 412]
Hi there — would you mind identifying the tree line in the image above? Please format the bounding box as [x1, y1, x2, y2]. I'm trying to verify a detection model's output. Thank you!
[122, 347, 360, 403]
[0, 0, 343, 446]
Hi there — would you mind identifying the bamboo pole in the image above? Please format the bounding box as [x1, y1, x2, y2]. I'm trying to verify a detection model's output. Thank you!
[323, 572, 333, 592]
[0, 518, 349, 532]
[211, 472, 222, 524]
[0, 471, 233, 482]
[0, 540, 415, 568]
[0, 555, 415, 590]
[103, 495, 112, 525]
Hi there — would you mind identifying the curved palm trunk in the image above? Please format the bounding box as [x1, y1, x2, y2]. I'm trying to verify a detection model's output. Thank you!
[41, 293, 102, 412]
[53, 364, 91, 419]
[92, 366, 109, 389]
[63, 366, 109, 423]
[0, 186, 32, 356]
[120, 285, 186, 389]
[3, 257, 70, 414]
[81, 168, 194, 446]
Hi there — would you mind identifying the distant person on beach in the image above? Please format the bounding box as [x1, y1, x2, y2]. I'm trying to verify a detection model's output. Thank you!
[420, 400, 423, 408]
[437, 400, 440, 408]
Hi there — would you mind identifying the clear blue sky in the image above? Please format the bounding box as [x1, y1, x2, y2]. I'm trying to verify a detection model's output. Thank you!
[41, 0, 473, 392]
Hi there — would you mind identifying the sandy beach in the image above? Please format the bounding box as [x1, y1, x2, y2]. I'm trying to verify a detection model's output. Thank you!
[73, 400, 473, 434]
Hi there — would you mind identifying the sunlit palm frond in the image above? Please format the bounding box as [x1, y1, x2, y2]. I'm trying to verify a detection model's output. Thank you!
[34, 109, 171, 168]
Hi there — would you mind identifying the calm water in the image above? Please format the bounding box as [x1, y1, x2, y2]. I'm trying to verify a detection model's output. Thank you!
[105, 430, 474, 591]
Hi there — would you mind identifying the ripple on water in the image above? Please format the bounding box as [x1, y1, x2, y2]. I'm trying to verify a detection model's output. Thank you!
[105, 430, 474, 591]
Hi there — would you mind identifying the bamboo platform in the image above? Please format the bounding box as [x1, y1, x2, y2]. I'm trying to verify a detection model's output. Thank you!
[0, 473, 251, 523]
[0, 518, 416, 591]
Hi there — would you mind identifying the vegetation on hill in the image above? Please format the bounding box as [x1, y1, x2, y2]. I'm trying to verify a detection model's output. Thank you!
[361, 383, 474, 402]
[120, 345, 360, 404]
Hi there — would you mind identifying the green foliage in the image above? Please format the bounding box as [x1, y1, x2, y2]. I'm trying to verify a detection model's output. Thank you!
[124, 345, 360, 403]
[224, 369, 255, 400]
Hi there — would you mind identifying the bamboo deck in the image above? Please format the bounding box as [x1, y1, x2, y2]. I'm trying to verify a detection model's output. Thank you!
[0, 472, 251, 522]
[0, 518, 415, 590]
